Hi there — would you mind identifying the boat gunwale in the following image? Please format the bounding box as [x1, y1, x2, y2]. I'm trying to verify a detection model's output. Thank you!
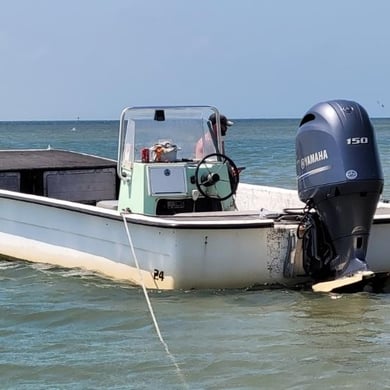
[0, 189, 277, 230]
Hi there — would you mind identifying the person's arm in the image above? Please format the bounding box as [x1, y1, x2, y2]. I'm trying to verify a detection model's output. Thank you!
[195, 138, 203, 159]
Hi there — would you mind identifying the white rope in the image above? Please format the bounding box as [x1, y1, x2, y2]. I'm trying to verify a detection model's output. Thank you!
[121, 213, 188, 388]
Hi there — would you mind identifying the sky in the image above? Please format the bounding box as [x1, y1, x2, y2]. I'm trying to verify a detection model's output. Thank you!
[1, 0, 389, 120]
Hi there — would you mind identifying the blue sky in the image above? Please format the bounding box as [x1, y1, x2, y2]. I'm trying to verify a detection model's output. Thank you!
[1, 0, 389, 120]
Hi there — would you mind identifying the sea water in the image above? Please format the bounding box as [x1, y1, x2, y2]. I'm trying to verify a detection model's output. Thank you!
[0, 119, 390, 389]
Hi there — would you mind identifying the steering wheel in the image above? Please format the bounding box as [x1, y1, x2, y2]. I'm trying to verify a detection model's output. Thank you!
[194, 153, 239, 201]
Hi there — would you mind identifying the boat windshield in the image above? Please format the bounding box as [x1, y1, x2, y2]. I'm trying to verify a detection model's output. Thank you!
[119, 106, 223, 168]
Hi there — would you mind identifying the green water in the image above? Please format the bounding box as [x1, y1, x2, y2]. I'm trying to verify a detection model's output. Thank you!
[0, 118, 390, 389]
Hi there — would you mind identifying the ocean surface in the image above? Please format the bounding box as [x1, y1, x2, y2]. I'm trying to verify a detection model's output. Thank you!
[0, 118, 390, 389]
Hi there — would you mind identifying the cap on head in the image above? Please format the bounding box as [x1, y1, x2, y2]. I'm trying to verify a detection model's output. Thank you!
[209, 113, 234, 127]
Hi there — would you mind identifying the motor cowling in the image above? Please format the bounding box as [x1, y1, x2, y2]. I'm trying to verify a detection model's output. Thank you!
[296, 100, 383, 280]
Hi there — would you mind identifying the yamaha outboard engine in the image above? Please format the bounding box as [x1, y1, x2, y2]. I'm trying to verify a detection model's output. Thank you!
[296, 100, 383, 285]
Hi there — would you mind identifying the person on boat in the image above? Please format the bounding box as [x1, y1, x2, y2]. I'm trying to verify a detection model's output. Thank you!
[195, 113, 234, 159]
[195, 113, 242, 194]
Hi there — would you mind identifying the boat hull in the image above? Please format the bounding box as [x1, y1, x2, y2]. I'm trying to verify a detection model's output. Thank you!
[1, 184, 390, 290]
[0, 188, 300, 289]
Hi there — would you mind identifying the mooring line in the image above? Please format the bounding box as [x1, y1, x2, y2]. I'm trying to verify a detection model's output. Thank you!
[121, 213, 188, 388]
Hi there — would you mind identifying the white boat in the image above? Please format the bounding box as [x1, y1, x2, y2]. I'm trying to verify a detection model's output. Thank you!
[1, 101, 389, 292]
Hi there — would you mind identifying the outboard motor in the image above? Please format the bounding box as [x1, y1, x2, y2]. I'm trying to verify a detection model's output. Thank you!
[296, 100, 383, 286]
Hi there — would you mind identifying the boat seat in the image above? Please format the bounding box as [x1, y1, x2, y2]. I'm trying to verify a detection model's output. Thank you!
[96, 200, 118, 210]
